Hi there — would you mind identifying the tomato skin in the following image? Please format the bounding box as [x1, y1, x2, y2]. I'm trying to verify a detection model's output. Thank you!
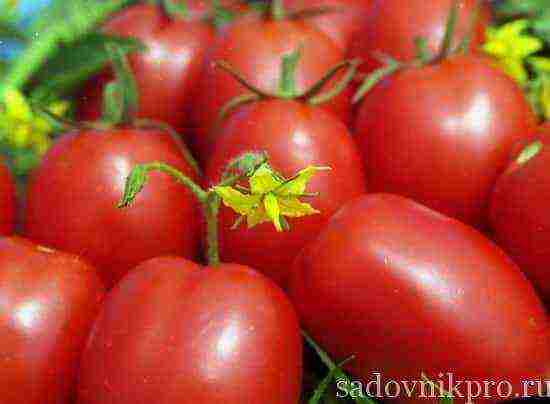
[24, 128, 201, 288]
[349, 0, 491, 74]
[490, 135, 550, 305]
[354, 55, 537, 228]
[77, 4, 215, 132]
[282, 0, 372, 51]
[205, 99, 367, 287]
[78, 257, 303, 404]
[289, 194, 550, 403]
[190, 17, 351, 163]
[0, 162, 16, 235]
[0, 237, 105, 404]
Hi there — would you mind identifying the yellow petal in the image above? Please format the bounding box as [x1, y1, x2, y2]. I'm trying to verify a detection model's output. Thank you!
[3, 88, 33, 122]
[214, 186, 262, 216]
[279, 196, 320, 218]
[276, 166, 331, 196]
[249, 163, 283, 194]
[264, 193, 282, 232]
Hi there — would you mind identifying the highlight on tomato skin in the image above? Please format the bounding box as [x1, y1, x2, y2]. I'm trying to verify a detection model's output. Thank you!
[24, 128, 202, 289]
[288, 193, 550, 404]
[0, 161, 16, 236]
[0, 236, 106, 404]
[354, 54, 538, 228]
[77, 257, 303, 404]
[490, 134, 550, 307]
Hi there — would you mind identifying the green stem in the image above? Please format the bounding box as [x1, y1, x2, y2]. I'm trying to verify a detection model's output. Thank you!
[204, 194, 221, 266]
[271, 0, 286, 20]
[144, 162, 208, 202]
[2, 0, 134, 93]
[434, 0, 459, 62]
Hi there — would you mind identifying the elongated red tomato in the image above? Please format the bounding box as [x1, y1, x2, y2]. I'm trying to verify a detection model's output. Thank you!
[354, 55, 537, 228]
[191, 16, 351, 162]
[78, 257, 302, 404]
[0, 237, 105, 404]
[282, 0, 372, 50]
[205, 99, 367, 287]
[289, 194, 550, 403]
[349, 0, 491, 74]
[77, 3, 215, 131]
[0, 162, 16, 235]
[490, 135, 550, 305]
[24, 128, 201, 288]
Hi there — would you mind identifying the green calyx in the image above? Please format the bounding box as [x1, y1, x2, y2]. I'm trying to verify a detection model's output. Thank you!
[118, 152, 328, 265]
[215, 47, 361, 121]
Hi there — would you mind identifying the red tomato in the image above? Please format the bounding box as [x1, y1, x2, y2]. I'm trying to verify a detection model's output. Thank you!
[0, 237, 105, 404]
[24, 128, 201, 288]
[78, 257, 302, 404]
[349, 0, 491, 74]
[205, 99, 367, 287]
[289, 194, 550, 404]
[282, 0, 372, 50]
[0, 162, 16, 235]
[190, 15, 351, 163]
[77, 3, 215, 132]
[490, 134, 550, 305]
[354, 55, 537, 228]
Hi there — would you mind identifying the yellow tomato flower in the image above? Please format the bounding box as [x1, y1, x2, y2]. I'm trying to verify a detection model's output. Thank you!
[484, 20, 543, 85]
[214, 163, 331, 232]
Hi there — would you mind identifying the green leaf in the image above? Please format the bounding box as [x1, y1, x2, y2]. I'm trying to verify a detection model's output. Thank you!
[118, 164, 149, 208]
[32, 33, 145, 102]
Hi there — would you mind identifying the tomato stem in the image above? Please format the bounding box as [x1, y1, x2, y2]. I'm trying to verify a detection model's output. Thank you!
[161, 0, 190, 20]
[306, 59, 362, 106]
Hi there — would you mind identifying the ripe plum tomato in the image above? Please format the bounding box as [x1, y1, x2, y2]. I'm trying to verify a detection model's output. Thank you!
[24, 128, 201, 288]
[349, 0, 491, 74]
[490, 135, 550, 305]
[190, 16, 351, 161]
[0, 162, 16, 235]
[77, 4, 215, 131]
[205, 99, 367, 287]
[354, 55, 537, 228]
[289, 194, 550, 404]
[282, 0, 372, 51]
[0, 237, 105, 404]
[77, 257, 302, 404]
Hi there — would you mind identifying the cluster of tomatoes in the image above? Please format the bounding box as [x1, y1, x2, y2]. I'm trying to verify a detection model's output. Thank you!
[1, 0, 550, 403]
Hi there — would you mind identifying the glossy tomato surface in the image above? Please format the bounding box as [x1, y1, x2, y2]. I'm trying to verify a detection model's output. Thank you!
[78, 257, 302, 404]
[77, 4, 215, 131]
[349, 0, 491, 73]
[354, 55, 537, 228]
[490, 135, 550, 305]
[289, 194, 550, 403]
[0, 162, 16, 235]
[205, 99, 367, 287]
[25, 128, 201, 288]
[282, 0, 372, 50]
[191, 16, 351, 162]
[0, 237, 105, 404]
